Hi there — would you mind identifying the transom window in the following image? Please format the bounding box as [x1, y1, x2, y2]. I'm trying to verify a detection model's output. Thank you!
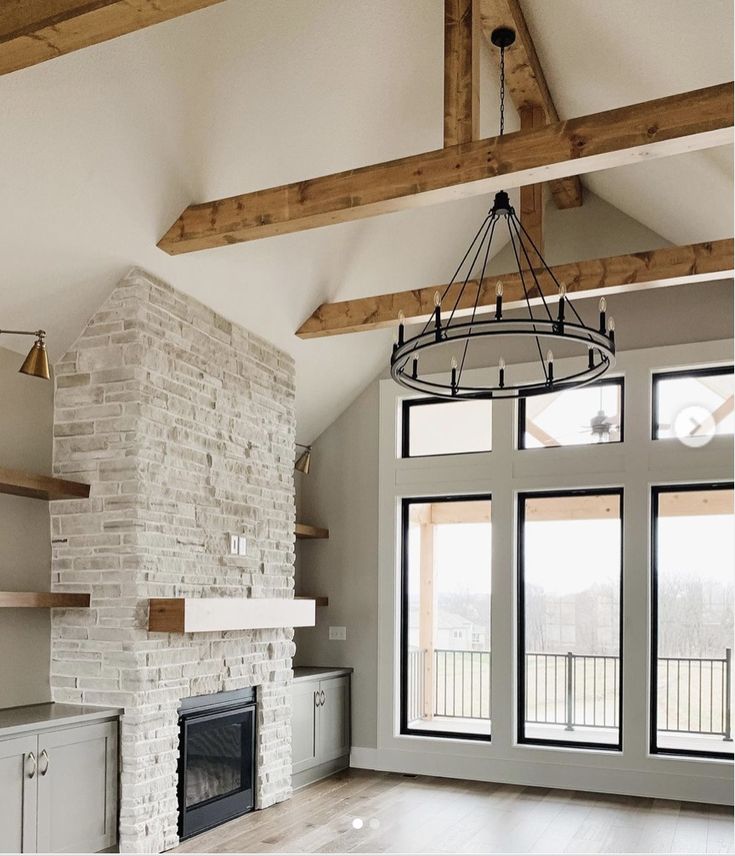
[402, 398, 492, 458]
[518, 379, 624, 449]
[652, 366, 734, 441]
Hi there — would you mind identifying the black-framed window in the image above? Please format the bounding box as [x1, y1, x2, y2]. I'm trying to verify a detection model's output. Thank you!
[400, 494, 492, 741]
[517, 488, 623, 750]
[518, 378, 624, 449]
[652, 365, 734, 441]
[650, 483, 734, 759]
[401, 397, 492, 458]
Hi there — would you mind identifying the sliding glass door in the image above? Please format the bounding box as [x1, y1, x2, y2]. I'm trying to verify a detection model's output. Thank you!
[401, 496, 492, 740]
[518, 489, 623, 749]
[651, 483, 734, 757]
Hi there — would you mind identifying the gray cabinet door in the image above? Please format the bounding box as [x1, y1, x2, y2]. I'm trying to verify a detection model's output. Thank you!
[36, 721, 118, 854]
[317, 676, 350, 763]
[292, 680, 319, 774]
[0, 735, 37, 854]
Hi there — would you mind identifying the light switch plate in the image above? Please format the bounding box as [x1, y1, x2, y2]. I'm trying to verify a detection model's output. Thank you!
[329, 626, 347, 641]
[229, 535, 239, 555]
[238, 535, 247, 556]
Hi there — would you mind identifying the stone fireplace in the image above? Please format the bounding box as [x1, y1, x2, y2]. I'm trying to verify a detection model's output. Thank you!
[48, 269, 297, 853]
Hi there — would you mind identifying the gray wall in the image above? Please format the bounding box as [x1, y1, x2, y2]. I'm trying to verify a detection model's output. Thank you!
[0, 345, 54, 708]
[294, 381, 379, 750]
[293, 192, 734, 750]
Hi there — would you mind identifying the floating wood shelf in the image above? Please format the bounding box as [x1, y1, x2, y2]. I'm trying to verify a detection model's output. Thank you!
[295, 523, 329, 540]
[0, 468, 90, 501]
[297, 595, 329, 607]
[148, 597, 316, 633]
[0, 592, 90, 608]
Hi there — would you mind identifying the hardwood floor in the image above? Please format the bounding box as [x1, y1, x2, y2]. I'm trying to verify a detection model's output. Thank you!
[173, 769, 733, 854]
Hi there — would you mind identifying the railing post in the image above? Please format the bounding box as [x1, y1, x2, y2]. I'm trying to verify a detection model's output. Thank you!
[724, 648, 732, 742]
[565, 651, 574, 731]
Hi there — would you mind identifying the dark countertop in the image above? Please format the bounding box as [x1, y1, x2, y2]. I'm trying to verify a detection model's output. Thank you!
[293, 666, 353, 683]
[0, 702, 122, 739]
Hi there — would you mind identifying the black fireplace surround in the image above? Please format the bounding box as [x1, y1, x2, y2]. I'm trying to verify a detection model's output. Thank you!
[177, 688, 256, 839]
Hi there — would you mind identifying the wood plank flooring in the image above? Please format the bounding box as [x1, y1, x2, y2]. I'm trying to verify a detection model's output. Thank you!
[173, 769, 733, 854]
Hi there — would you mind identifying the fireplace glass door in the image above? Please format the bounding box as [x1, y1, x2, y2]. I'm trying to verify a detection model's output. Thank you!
[178, 692, 255, 839]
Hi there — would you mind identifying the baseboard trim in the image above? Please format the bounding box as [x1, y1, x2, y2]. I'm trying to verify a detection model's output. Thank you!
[349, 746, 733, 805]
[293, 755, 349, 790]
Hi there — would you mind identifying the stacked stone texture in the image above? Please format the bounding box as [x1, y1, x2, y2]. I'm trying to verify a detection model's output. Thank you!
[49, 269, 297, 853]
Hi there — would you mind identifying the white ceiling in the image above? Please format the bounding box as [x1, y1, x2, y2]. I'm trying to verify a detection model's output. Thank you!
[0, 0, 732, 442]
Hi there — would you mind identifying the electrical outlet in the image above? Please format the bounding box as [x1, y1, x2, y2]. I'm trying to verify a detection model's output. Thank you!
[329, 626, 347, 641]
[229, 535, 239, 555]
[238, 535, 247, 556]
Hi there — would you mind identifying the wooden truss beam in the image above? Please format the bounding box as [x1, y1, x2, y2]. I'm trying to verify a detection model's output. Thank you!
[296, 238, 734, 338]
[444, 0, 480, 146]
[158, 83, 733, 254]
[479, 0, 584, 209]
[0, 0, 226, 77]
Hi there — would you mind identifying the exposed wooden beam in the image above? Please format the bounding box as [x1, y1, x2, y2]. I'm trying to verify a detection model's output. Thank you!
[444, 0, 480, 146]
[479, 0, 583, 209]
[518, 105, 544, 266]
[658, 488, 733, 518]
[0, 0, 226, 76]
[296, 238, 734, 338]
[159, 83, 733, 254]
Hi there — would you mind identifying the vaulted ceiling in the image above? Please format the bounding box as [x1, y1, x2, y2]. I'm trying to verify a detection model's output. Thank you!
[0, 0, 732, 442]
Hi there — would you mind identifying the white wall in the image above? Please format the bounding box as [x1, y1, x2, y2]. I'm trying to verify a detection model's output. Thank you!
[294, 380, 380, 750]
[0, 345, 54, 708]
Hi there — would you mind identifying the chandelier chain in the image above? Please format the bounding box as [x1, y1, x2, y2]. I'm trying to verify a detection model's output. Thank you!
[499, 46, 506, 137]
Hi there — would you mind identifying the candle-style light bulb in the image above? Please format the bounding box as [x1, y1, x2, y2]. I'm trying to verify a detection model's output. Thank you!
[558, 282, 566, 323]
[608, 316, 616, 345]
[599, 296, 607, 333]
[499, 356, 506, 389]
[451, 356, 458, 370]
[434, 291, 442, 342]
[434, 291, 441, 307]
[397, 309, 405, 346]
[599, 297, 607, 312]
[495, 280, 503, 319]
[546, 349, 554, 385]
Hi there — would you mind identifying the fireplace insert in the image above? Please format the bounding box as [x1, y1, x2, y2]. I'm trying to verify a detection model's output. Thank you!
[177, 688, 256, 839]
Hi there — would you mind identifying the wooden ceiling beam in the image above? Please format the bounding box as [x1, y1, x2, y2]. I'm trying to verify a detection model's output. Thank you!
[0, 0, 226, 76]
[296, 238, 734, 338]
[444, 0, 480, 146]
[158, 83, 733, 254]
[478, 0, 583, 209]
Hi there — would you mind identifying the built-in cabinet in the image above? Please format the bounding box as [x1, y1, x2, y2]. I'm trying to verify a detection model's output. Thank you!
[292, 668, 351, 788]
[0, 705, 119, 854]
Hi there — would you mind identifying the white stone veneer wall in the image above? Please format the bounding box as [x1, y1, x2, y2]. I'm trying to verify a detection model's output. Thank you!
[49, 269, 296, 853]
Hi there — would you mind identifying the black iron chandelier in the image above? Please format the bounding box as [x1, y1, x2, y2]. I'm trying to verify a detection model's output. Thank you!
[390, 27, 616, 400]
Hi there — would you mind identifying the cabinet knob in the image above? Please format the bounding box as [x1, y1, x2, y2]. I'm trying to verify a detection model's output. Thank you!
[40, 749, 49, 776]
[27, 752, 36, 779]
[320, 690, 325, 705]
[314, 690, 320, 708]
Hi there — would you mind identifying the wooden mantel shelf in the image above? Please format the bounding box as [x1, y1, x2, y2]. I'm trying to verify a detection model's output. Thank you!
[295, 523, 329, 540]
[148, 597, 316, 633]
[0, 592, 90, 608]
[0, 468, 90, 501]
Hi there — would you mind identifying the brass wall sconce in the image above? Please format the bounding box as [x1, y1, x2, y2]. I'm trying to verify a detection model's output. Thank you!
[0, 329, 50, 380]
[295, 443, 312, 474]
